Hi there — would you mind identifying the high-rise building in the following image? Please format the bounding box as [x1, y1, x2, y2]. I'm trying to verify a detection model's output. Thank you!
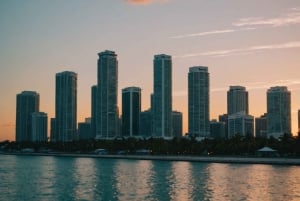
[228, 112, 254, 138]
[298, 110, 300, 135]
[50, 118, 56, 142]
[122, 87, 141, 137]
[267, 86, 291, 138]
[91, 85, 97, 138]
[31, 112, 48, 142]
[152, 54, 172, 138]
[188, 66, 210, 137]
[139, 109, 152, 138]
[255, 113, 267, 138]
[227, 86, 249, 115]
[55, 71, 77, 142]
[172, 111, 182, 138]
[16, 91, 39, 142]
[96, 50, 119, 139]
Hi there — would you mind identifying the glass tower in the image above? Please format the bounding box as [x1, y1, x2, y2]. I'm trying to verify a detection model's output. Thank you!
[188, 66, 210, 137]
[122, 87, 141, 137]
[152, 54, 172, 138]
[96, 50, 118, 139]
[55, 71, 77, 142]
[267, 86, 291, 138]
[227, 86, 249, 115]
[16, 91, 39, 142]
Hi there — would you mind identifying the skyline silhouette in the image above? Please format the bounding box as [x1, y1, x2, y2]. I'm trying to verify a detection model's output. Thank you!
[1, 0, 300, 141]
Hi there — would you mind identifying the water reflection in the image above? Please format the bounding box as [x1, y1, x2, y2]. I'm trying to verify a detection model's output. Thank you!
[1, 155, 300, 201]
[113, 159, 154, 200]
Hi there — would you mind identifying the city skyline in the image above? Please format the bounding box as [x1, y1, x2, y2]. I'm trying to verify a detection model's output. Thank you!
[1, 0, 300, 141]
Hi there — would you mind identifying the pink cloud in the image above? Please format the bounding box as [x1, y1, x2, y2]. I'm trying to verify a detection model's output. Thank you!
[126, 0, 169, 5]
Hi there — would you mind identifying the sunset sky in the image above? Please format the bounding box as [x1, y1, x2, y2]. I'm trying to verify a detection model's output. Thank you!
[1, 0, 300, 141]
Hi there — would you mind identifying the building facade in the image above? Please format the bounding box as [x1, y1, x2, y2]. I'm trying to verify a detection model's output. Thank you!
[255, 113, 267, 138]
[91, 85, 97, 139]
[96, 50, 119, 139]
[139, 109, 152, 138]
[227, 86, 249, 115]
[188, 66, 210, 137]
[122, 87, 141, 137]
[16, 91, 40, 142]
[228, 112, 254, 138]
[172, 111, 183, 138]
[31, 112, 48, 142]
[55, 71, 77, 142]
[210, 120, 226, 139]
[267, 86, 291, 138]
[152, 54, 172, 138]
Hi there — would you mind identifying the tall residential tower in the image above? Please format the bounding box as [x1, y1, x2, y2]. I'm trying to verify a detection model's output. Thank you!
[227, 86, 249, 115]
[122, 87, 141, 137]
[16, 91, 39, 142]
[267, 86, 291, 138]
[55, 71, 77, 142]
[96, 50, 119, 139]
[188, 66, 210, 137]
[152, 54, 172, 138]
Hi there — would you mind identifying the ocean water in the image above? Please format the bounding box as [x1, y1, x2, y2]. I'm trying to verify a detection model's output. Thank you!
[0, 154, 300, 201]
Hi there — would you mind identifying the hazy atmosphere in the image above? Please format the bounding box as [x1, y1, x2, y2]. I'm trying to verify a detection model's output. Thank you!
[1, 0, 300, 141]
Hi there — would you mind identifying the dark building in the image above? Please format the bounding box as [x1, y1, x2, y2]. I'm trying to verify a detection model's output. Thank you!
[97, 50, 119, 139]
[219, 114, 228, 138]
[172, 111, 183, 138]
[255, 113, 267, 138]
[139, 109, 152, 138]
[152, 54, 172, 138]
[122, 87, 141, 137]
[31, 112, 48, 142]
[227, 86, 249, 115]
[267, 86, 291, 138]
[188, 66, 210, 137]
[210, 120, 225, 139]
[91, 85, 97, 139]
[78, 118, 92, 140]
[50, 118, 56, 142]
[16, 91, 39, 142]
[55, 71, 77, 142]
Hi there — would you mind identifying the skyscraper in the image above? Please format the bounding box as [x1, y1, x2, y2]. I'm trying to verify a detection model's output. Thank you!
[55, 71, 77, 142]
[227, 86, 249, 115]
[139, 109, 152, 137]
[16, 91, 39, 142]
[188, 66, 210, 137]
[91, 85, 97, 138]
[96, 50, 118, 139]
[267, 86, 291, 138]
[122, 87, 141, 137]
[152, 54, 172, 138]
[31, 112, 48, 142]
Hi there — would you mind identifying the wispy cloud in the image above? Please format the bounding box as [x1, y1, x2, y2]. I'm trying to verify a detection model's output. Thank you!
[174, 79, 300, 97]
[171, 28, 256, 39]
[176, 41, 300, 58]
[126, 0, 169, 5]
[233, 9, 300, 27]
[171, 8, 300, 39]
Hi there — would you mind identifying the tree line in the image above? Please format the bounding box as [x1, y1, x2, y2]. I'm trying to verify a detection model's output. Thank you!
[1, 134, 300, 157]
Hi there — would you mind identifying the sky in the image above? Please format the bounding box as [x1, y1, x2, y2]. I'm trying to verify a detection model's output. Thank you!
[1, 0, 300, 141]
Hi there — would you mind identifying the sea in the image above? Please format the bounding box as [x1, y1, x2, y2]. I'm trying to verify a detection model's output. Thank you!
[0, 154, 300, 201]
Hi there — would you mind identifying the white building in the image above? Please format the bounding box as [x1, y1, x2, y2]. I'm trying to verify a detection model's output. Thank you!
[228, 112, 254, 138]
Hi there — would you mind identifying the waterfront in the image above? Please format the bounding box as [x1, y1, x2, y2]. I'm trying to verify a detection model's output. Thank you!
[1, 155, 300, 201]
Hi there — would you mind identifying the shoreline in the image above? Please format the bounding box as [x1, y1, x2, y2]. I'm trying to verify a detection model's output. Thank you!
[1, 152, 300, 166]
